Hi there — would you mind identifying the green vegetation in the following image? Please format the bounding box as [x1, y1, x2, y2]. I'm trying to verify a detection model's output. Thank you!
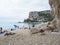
[38, 10, 53, 22]
[24, 19, 38, 22]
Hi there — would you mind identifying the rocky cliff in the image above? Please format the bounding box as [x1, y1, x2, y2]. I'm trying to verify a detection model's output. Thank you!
[24, 10, 53, 22]
[49, 0, 60, 31]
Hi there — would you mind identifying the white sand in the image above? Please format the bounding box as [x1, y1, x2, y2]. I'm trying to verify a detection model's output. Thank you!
[0, 29, 60, 45]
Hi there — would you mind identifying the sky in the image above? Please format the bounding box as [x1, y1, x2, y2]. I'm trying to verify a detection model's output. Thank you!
[0, 0, 50, 22]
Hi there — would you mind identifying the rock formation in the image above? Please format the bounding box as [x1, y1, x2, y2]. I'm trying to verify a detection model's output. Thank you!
[49, 0, 60, 31]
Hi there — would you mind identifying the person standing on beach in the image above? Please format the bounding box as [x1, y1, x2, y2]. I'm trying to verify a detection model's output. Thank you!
[32, 23, 35, 27]
[0, 27, 2, 33]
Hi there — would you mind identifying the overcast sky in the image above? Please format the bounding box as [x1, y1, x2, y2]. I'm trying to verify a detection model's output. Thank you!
[0, 0, 50, 22]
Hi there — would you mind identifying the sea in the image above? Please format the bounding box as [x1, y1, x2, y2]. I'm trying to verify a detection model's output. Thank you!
[0, 18, 42, 30]
[0, 22, 32, 30]
[0, 17, 25, 30]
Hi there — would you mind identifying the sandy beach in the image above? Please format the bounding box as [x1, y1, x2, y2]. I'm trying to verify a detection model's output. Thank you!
[0, 28, 60, 45]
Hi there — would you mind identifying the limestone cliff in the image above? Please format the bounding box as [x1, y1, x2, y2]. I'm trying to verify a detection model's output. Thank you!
[49, 0, 60, 31]
[24, 10, 53, 22]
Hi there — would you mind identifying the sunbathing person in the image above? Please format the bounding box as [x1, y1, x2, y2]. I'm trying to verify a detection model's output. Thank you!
[4, 31, 15, 36]
[39, 29, 45, 33]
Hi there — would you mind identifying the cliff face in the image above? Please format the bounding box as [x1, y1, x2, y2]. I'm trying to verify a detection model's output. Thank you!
[24, 10, 52, 22]
[49, 0, 60, 31]
[28, 10, 52, 22]
[49, 0, 60, 19]
[29, 11, 39, 20]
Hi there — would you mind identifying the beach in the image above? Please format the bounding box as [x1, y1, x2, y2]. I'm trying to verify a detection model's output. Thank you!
[0, 28, 60, 45]
[0, 0, 60, 45]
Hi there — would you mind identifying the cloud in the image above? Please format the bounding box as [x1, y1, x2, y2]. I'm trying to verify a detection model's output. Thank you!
[0, 0, 50, 22]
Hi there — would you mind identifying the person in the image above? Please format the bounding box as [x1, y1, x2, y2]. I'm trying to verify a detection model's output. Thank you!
[29, 26, 31, 29]
[39, 29, 44, 33]
[0, 27, 2, 33]
[0, 27, 4, 34]
[4, 31, 15, 36]
[32, 23, 35, 27]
